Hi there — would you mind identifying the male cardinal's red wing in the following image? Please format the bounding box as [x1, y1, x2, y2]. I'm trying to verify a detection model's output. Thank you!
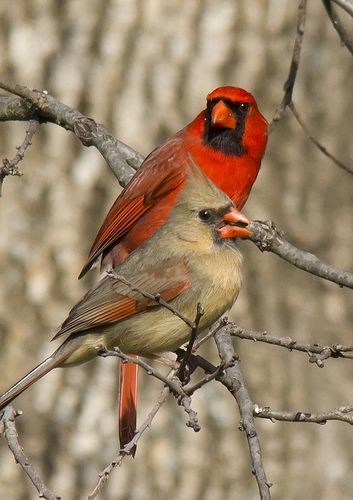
[79, 144, 187, 279]
[54, 262, 191, 340]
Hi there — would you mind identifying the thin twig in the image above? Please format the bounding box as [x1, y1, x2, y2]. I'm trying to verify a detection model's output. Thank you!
[226, 323, 353, 367]
[247, 220, 353, 289]
[192, 317, 229, 351]
[0, 120, 39, 195]
[254, 404, 353, 426]
[290, 102, 353, 175]
[88, 384, 171, 500]
[185, 362, 227, 395]
[215, 329, 272, 500]
[106, 269, 194, 328]
[178, 303, 204, 381]
[332, 0, 353, 16]
[270, 0, 307, 131]
[98, 347, 183, 396]
[322, 0, 353, 55]
[0, 406, 60, 500]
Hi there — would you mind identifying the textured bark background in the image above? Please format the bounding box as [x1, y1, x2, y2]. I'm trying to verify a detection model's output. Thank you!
[0, 1, 353, 499]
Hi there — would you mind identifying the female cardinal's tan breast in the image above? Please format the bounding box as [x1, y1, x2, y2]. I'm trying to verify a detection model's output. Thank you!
[113, 243, 242, 356]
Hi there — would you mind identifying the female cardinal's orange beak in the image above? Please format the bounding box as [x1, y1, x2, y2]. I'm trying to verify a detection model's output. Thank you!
[211, 100, 237, 129]
[219, 207, 251, 239]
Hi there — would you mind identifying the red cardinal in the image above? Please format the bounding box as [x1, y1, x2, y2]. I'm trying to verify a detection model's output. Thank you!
[79, 86, 267, 452]
[0, 160, 250, 429]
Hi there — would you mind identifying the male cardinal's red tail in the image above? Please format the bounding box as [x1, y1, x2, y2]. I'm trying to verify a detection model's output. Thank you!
[119, 358, 138, 456]
[0, 349, 73, 411]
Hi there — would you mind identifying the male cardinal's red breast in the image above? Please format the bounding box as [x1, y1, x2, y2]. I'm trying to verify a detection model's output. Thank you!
[78, 87, 267, 452]
[0, 160, 250, 433]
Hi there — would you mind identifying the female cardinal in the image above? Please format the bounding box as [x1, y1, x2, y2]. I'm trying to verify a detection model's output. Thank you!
[0, 160, 251, 426]
[77, 87, 267, 449]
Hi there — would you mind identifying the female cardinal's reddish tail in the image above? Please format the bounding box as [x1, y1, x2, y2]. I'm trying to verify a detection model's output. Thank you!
[77, 87, 267, 453]
[118, 356, 138, 456]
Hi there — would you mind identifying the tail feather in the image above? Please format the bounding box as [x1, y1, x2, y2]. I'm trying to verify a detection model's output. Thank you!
[0, 348, 73, 411]
[118, 357, 139, 456]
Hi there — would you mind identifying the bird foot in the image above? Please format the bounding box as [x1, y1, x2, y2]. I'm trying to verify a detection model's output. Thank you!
[175, 348, 200, 384]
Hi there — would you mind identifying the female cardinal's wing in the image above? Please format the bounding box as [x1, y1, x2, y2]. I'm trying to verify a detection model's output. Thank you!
[58, 261, 191, 458]
[54, 262, 191, 340]
[79, 138, 187, 279]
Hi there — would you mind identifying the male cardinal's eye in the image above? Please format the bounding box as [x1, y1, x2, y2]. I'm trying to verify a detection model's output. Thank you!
[239, 102, 249, 111]
[239, 102, 249, 112]
[199, 209, 213, 222]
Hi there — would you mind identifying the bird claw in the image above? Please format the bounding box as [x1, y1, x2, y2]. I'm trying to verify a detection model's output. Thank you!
[175, 349, 200, 384]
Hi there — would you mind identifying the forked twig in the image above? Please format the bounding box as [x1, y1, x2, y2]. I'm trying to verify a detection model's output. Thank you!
[97, 347, 199, 433]
[0, 406, 60, 500]
[0, 80, 143, 187]
[0, 120, 39, 195]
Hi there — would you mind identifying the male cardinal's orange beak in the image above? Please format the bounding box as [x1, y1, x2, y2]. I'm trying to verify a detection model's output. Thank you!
[219, 207, 252, 239]
[211, 100, 237, 129]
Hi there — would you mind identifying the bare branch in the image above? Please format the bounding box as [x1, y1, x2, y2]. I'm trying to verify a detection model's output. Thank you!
[0, 81, 143, 187]
[0, 120, 40, 195]
[254, 404, 353, 426]
[270, 0, 307, 131]
[88, 384, 170, 500]
[247, 220, 353, 289]
[289, 102, 353, 175]
[322, 0, 353, 55]
[214, 329, 272, 500]
[0, 406, 60, 500]
[0, 95, 32, 120]
[225, 323, 353, 367]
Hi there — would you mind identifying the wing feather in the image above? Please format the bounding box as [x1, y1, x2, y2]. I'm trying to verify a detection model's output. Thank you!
[79, 138, 187, 278]
[55, 263, 191, 340]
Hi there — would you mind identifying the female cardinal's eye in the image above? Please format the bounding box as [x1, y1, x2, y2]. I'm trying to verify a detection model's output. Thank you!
[198, 209, 213, 222]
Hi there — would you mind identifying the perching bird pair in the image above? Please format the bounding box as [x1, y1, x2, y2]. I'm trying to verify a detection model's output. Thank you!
[0, 86, 268, 453]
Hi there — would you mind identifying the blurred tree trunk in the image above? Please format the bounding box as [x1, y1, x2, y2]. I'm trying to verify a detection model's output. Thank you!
[0, 1, 352, 499]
